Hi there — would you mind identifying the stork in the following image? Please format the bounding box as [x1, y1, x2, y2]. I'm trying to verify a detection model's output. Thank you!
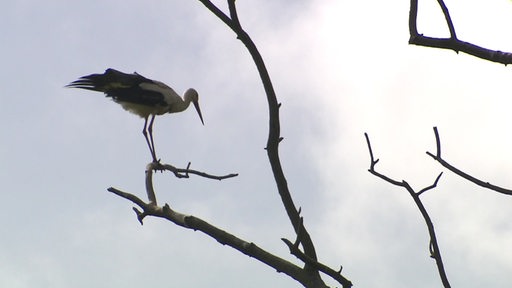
[66, 68, 204, 162]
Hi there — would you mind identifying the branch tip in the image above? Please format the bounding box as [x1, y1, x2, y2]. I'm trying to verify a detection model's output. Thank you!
[292, 217, 305, 248]
[364, 133, 379, 168]
[337, 265, 343, 274]
[132, 207, 145, 225]
[432, 127, 441, 157]
[427, 126, 512, 195]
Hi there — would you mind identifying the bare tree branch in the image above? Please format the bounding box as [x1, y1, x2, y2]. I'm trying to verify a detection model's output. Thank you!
[196, 0, 329, 280]
[435, 0, 456, 39]
[142, 161, 238, 206]
[109, 163, 352, 288]
[426, 127, 512, 195]
[409, 0, 512, 64]
[281, 238, 350, 287]
[107, 169, 352, 288]
[364, 133, 451, 288]
[152, 161, 239, 180]
[107, 187, 313, 282]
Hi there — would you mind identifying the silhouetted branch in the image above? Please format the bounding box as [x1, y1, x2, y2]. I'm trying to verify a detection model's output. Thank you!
[109, 169, 337, 288]
[227, 0, 241, 31]
[417, 172, 443, 196]
[281, 238, 351, 287]
[151, 161, 238, 180]
[141, 161, 237, 206]
[108, 186, 315, 282]
[196, 1, 344, 286]
[426, 127, 512, 195]
[409, 0, 512, 64]
[365, 133, 451, 288]
[435, 0, 456, 38]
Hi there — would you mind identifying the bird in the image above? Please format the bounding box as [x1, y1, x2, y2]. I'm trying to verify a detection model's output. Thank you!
[66, 68, 204, 162]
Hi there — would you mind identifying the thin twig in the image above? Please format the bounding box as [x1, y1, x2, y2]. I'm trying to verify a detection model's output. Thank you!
[197, 0, 235, 30]
[365, 133, 451, 288]
[143, 161, 237, 205]
[435, 0, 457, 39]
[417, 172, 443, 196]
[281, 238, 352, 287]
[227, 0, 241, 30]
[408, 0, 512, 64]
[427, 127, 512, 195]
[152, 161, 238, 180]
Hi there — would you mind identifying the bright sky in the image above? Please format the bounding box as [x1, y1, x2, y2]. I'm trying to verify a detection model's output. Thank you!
[2, 1, 512, 287]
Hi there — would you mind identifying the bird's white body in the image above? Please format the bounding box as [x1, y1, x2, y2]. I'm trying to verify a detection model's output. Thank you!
[117, 101, 168, 118]
[116, 81, 195, 118]
[66, 68, 204, 162]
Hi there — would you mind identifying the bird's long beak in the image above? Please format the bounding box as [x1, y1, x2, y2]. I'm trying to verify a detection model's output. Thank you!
[193, 100, 204, 125]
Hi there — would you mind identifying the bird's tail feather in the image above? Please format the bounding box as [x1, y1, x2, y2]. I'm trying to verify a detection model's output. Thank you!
[66, 68, 147, 92]
[65, 73, 108, 92]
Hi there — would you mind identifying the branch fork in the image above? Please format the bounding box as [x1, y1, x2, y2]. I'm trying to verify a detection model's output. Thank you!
[409, 0, 512, 64]
[426, 127, 512, 195]
[364, 132, 451, 288]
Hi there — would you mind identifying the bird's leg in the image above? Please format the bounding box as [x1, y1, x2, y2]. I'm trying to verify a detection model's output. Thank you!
[148, 114, 159, 162]
[142, 116, 157, 162]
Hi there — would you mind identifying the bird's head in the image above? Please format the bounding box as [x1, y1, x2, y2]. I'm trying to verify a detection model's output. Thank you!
[184, 88, 204, 125]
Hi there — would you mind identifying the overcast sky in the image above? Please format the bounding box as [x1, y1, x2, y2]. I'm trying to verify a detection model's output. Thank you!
[2, 0, 512, 287]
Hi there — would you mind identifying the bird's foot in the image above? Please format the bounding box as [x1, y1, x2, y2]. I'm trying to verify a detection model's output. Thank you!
[152, 159, 165, 172]
[150, 155, 161, 164]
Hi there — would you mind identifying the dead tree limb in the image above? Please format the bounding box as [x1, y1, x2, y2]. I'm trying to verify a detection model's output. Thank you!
[151, 161, 238, 180]
[426, 127, 512, 195]
[110, 157, 351, 288]
[364, 133, 451, 288]
[195, 1, 352, 287]
[142, 161, 238, 206]
[409, 0, 512, 64]
[107, 187, 311, 283]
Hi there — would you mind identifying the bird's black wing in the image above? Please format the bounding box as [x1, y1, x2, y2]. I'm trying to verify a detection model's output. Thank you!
[66, 68, 167, 106]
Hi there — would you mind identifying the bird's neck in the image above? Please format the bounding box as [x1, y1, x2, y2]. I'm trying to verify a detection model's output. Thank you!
[171, 98, 190, 112]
